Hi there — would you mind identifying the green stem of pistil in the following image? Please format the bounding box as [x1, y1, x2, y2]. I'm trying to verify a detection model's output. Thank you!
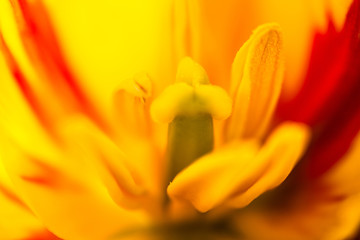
[165, 113, 214, 191]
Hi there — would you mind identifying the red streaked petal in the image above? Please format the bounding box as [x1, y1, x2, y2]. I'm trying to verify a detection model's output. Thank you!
[278, 0, 360, 177]
[0, 34, 56, 137]
[307, 0, 360, 177]
[308, 82, 360, 178]
[8, 0, 109, 132]
[278, 21, 351, 125]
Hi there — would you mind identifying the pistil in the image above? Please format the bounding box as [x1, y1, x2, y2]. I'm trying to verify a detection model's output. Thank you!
[150, 57, 232, 198]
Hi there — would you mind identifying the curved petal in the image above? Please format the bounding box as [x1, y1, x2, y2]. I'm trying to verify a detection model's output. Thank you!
[0, 0, 109, 132]
[168, 122, 310, 213]
[0, 160, 58, 239]
[234, 128, 360, 240]
[278, 0, 360, 177]
[0, 135, 149, 240]
[226, 123, 310, 208]
[62, 116, 162, 212]
[321, 131, 360, 196]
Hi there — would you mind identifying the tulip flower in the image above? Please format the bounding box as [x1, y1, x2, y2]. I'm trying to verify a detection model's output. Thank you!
[0, 0, 359, 240]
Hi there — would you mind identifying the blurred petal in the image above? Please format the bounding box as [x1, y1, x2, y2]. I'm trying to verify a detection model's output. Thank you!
[234, 127, 360, 240]
[0, 128, 149, 240]
[237, 192, 360, 240]
[321, 131, 360, 196]
[0, 0, 109, 132]
[43, 0, 174, 107]
[321, 193, 360, 240]
[0, 159, 57, 239]
[168, 140, 259, 213]
[328, 0, 353, 29]
[279, 0, 360, 177]
[168, 122, 309, 212]
[62, 117, 162, 212]
[0, 47, 57, 152]
[172, 0, 263, 89]
[113, 73, 153, 138]
[257, 0, 352, 99]
[226, 123, 310, 208]
[172, 0, 201, 63]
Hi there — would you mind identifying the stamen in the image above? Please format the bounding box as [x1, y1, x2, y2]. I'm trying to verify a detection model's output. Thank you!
[114, 72, 152, 137]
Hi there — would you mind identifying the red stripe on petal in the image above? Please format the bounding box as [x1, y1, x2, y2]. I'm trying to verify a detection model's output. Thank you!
[279, 0, 360, 177]
[0, 184, 30, 211]
[278, 22, 351, 125]
[307, 100, 360, 177]
[308, 0, 360, 177]
[10, 0, 109, 132]
[0, 34, 57, 136]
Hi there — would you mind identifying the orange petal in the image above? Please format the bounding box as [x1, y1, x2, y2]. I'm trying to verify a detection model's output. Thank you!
[225, 23, 284, 141]
[113, 72, 152, 138]
[62, 117, 161, 211]
[226, 123, 310, 208]
[0, 160, 56, 239]
[168, 122, 309, 213]
[0, 128, 149, 240]
[321, 130, 360, 196]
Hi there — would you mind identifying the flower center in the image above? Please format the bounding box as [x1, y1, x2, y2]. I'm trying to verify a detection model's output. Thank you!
[150, 57, 232, 191]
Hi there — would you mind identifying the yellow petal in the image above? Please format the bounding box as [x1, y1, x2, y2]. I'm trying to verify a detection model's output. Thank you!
[172, 0, 201, 61]
[42, 0, 173, 108]
[0, 192, 49, 239]
[0, 127, 149, 240]
[113, 73, 152, 138]
[225, 23, 284, 141]
[0, 1, 106, 130]
[0, 160, 52, 239]
[168, 141, 260, 213]
[328, 0, 353, 30]
[172, 1, 261, 90]
[63, 117, 161, 211]
[322, 193, 360, 240]
[322, 131, 360, 196]
[0, 51, 57, 154]
[113, 90, 152, 138]
[168, 122, 309, 213]
[226, 122, 310, 208]
[0, 64, 150, 240]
